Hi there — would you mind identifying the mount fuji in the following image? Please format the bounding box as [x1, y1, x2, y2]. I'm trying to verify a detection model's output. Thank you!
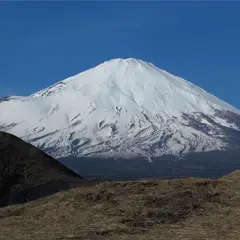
[1, 58, 240, 178]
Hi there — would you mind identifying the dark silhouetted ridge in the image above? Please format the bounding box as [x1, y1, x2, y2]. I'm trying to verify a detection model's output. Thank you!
[0, 131, 83, 206]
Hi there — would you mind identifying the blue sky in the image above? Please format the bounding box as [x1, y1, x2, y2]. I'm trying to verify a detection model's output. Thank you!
[0, 2, 240, 108]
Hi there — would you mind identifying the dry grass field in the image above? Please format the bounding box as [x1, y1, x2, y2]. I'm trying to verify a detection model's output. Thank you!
[0, 170, 240, 240]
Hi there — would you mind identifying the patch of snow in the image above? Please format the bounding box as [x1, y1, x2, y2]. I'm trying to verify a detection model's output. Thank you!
[213, 116, 239, 130]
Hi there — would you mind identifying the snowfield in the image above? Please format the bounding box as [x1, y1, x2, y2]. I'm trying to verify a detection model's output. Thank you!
[1, 58, 240, 160]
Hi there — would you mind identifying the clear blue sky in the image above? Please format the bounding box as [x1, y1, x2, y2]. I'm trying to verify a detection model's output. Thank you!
[0, 2, 240, 108]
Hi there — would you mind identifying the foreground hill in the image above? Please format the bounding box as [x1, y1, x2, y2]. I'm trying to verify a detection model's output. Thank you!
[0, 131, 82, 205]
[0, 170, 240, 240]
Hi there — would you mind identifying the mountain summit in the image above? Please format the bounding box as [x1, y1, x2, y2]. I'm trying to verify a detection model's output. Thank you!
[1, 58, 240, 161]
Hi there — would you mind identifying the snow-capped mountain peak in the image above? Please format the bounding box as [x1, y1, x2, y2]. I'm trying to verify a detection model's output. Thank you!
[1, 58, 240, 161]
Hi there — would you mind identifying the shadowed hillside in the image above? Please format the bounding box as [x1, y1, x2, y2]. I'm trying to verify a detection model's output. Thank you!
[0, 170, 240, 239]
[0, 131, 83, 206]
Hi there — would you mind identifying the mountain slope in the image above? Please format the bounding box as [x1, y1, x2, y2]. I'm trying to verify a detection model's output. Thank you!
[1, 171, 240, 240]
[1, 58, 240, 161]
[0, 131, 82, 205]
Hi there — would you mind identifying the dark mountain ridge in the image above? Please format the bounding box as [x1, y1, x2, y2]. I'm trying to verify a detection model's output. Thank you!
[0, 131, 83, 206]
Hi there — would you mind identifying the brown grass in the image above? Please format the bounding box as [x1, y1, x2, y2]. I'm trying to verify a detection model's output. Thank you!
[0, 171, 240, 240]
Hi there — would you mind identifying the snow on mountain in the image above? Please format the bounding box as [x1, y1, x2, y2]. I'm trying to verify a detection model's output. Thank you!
[1, 58, 240, 161]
